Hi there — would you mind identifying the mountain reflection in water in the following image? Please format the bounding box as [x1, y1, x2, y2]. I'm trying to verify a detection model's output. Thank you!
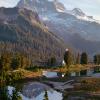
[21, 82, 62, 100]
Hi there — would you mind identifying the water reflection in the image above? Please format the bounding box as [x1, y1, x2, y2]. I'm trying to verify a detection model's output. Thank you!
[43, 71, 58, 78]
[8, 82, 63, 100]
[1, 82, 100, 100]
[44, 90, 49, 100]
[42, 71, 64, 78]
[22, 82, 51, 98]
[0, 86, 22, 100]
[62, 92, 100, 100]
[22, 82, 62, 100]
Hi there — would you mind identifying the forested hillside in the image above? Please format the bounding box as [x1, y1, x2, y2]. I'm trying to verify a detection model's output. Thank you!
[0, 7, 66, 65]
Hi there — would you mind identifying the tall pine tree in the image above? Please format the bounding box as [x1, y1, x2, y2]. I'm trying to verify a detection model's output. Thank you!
[76, 52, 80, 64]
[64, 49, 73, 67]
[80, 52, 88, 64]
[94, 54, 100, 65]
[43, 90, 49, 100]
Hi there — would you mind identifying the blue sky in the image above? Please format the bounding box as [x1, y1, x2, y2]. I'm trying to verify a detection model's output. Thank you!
[60, 0, 100, 20]
[0, 0, 100, 20]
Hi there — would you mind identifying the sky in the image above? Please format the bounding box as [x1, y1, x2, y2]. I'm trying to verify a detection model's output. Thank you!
[60, 0, 100, 20]
[0, 0, 100, 20]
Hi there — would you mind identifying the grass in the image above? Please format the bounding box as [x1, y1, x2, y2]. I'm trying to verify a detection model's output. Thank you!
[13, 68, 42, 79]
[63, 77, 100, 100]
[67, 77, 100, 95]
[41, 64, 88, 73]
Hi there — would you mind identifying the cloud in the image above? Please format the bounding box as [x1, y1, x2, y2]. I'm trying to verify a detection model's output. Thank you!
[0, 0, 100, 20]
[59, 0, 100, 20]
[94, 16, 100, 20]
[0, 0, 20, 7]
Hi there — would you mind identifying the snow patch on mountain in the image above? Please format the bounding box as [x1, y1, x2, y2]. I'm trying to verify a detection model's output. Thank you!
[60, 8, 100, 23]
[42, 16, 49, 21]
[71, 8, 85, 16]
[56, 8, 65, 12]
[17, 0, 100, 41]
[54, 0, 66, 12]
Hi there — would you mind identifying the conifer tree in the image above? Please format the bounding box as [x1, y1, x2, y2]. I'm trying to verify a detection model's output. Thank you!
[64, 49, 73, 67]
[80, 52, 88, 64]
[94, 54, 100, 65]
[43, 90, 49, 100]
[76, 52, 80, 64]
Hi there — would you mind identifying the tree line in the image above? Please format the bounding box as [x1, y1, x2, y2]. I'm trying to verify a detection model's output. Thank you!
[64, 49, 100, 66]
[0, 52, 32, 86]
[0, 52, 31, 72]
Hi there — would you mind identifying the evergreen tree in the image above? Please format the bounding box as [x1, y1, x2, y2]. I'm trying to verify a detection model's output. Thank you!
[94, 55, 97, 64]
[0, 53, 11, 83]
[43, 90, 49, 100]
[76, 52, 80, 64]
[80, 52, 88, 64]
[0, 87, 10, 100]
[64, 49, 73, 67]
[11, 53, 31, 69]
[0, 53, 11, 71]
[0, 87, 22, 100]
[11, 58, 20, 70]
[0, 55, 3, 71]
[94, 54, 100, 65]
[48, 57, 56, 66]
[12, 89, 22, 100]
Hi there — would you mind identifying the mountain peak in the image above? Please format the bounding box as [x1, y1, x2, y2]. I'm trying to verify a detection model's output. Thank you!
[17, 0, 66, 13]
[0, 7, 65, 62]
[54, 0, 66, 12]
[72, 8, 85, 16]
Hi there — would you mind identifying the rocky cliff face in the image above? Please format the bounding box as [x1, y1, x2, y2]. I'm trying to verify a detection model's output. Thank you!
[17, 0, 100, 55]
[0, 7, 66, 64]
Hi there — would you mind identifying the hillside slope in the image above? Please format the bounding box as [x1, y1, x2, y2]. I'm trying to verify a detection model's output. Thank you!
[17, 0, 100, 55]
[0, 7, 66, 64]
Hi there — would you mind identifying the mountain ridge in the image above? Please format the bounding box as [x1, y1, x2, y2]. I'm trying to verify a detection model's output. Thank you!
[17, 0, 100, 56]
[0, 7, 66, 64]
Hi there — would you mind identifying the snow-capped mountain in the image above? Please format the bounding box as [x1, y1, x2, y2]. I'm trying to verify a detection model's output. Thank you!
[72, 8, 85, 16]
[17, 0, 100, 55]
[54, 0, 66, 12]
[18, 0, 66, 13]
[17, 0, 99, 22]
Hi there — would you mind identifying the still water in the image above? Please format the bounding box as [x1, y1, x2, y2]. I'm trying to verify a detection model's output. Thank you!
[8, 82, 63, 100]
[42, 71, 58, 78]
[7, 71, 100, 100]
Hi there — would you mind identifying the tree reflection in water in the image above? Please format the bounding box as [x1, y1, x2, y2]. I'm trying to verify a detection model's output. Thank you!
[62, 92, 100, 100]
[43, 90, 49, 100]
[0, 86, 22, 100]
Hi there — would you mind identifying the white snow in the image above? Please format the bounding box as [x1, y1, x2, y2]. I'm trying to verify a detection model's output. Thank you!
[56, 8, 65, 13]
[42, 16, 49, 21]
